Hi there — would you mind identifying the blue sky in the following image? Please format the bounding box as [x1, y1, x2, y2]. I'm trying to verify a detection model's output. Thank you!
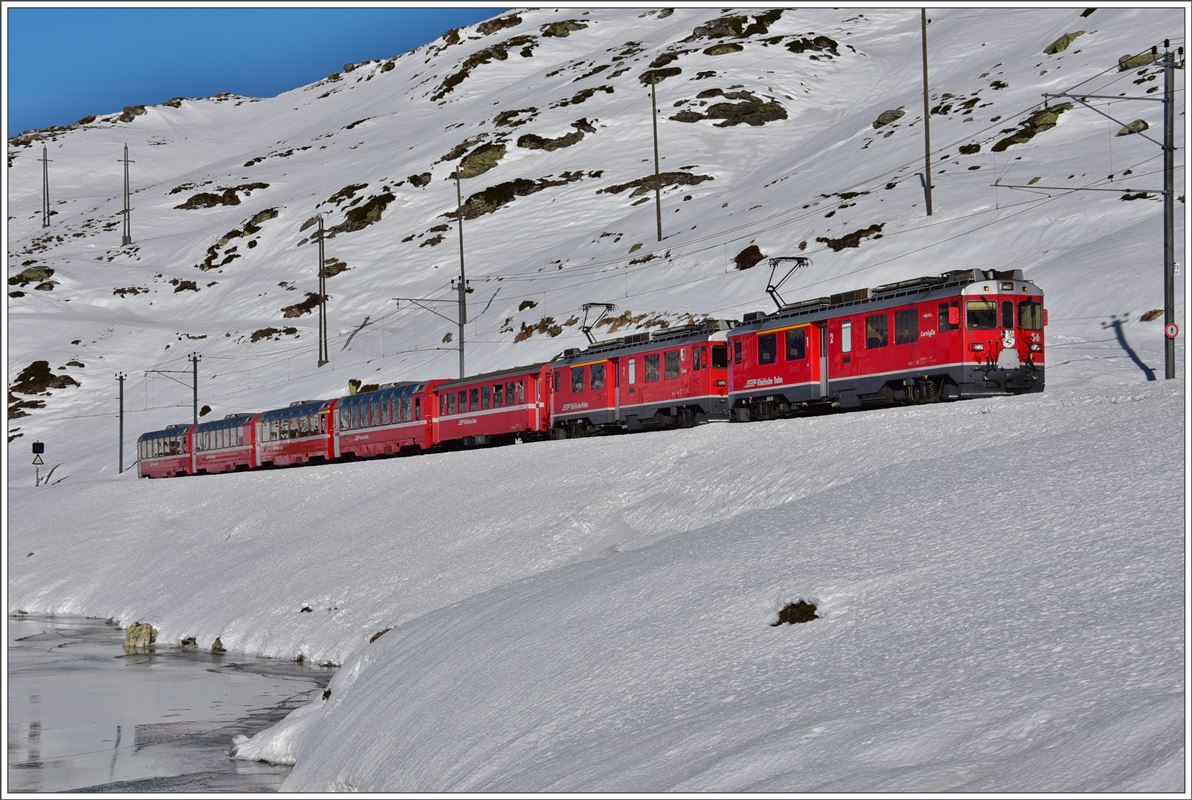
[6, 7, 505, 135]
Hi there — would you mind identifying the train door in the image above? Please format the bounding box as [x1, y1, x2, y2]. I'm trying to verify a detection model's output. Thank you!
[612, 357, 622, 422]
[817, 321, 829, 397]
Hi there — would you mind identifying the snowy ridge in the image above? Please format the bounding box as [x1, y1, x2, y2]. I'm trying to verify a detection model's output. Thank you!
[4, 5, 1188, 792]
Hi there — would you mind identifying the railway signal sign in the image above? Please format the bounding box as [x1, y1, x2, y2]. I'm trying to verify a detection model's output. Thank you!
[1165, 323, 1179, 340]
[32, 454, 44, 466]
[32, 440, 44, 454]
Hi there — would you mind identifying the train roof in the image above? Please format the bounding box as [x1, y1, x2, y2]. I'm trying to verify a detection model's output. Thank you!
[435, 363, 549, 391]
[732, 268, 1035, 333]
[258, 399, 331, 420]
[194, 413, 255, 430]
[337, 382, 429, 402]
[138, 424, 192, 441]
[553, 318, 736, 365]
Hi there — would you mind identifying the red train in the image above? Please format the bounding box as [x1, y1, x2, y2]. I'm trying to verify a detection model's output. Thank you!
[137, 268, 1044, 478]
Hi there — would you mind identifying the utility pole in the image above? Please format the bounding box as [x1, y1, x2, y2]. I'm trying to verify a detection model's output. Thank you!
[116, 372, 126, 473]
[119, 143, 134, 246]
[1162, 46, 1175, 379]
[454, 170, 468, 378]
[651, 79, 664, 241]
[40, 146, 51, 227]
[190, 353, 201, 424]
[921, 9, 934, 216]
[998, 41, 1183, 380]
[317, 213, 329, 367]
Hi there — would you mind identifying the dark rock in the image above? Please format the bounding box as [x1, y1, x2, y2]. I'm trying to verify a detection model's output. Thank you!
[734, 244, 764, 270]
[872, 108, 905, 128]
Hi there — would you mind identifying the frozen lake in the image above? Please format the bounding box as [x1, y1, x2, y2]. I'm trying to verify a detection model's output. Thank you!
[6, 615, 331, 792]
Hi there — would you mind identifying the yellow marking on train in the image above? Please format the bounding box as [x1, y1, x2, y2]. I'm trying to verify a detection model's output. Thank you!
[561, 358, 611, 369]
[764, 322, 812, 335]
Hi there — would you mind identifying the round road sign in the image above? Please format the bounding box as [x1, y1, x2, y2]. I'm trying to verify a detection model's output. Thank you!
[1165, 323, 1179, 339]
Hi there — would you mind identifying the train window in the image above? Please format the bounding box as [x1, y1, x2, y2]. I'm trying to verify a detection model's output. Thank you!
[939, 302, 959, 332]
[515, 381, 525, 404]
[469, 388, 479, 412]
[372, 399, 381, 427]
[732, 339, 742, 365]
[966, 300, 998, 329]
[415, 397, 422, 420]
[785, 328, 806, 360]
[493, 384, 504, 408]
[713, 344, 728, 369]
[866, 314, 889, 349]
[895, 309, 918, 345]
[645, 354, 660, 381]
[665, 350, 680, 379]
[628, 359, 637, 385]
[443, 393, 452, 416]
[693, 347, 705, 371]
[454, 391, 464, 413]
[482, 386, 492, 409]
[841, 321, 853, 353]
[758, 333, 777, 365]
[572, 366, 585, 392]
[591, 363, 605, 390]
[1018, 300, 1043, 330]
[1001, 300, 1014, 329]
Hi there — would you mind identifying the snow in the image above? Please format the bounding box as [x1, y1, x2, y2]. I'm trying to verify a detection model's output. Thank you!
[4, 5, 1188, 793]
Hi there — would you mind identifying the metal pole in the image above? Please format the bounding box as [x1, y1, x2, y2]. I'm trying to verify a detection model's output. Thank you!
[318, 214, 328, 367]
[921, 9, 934, 216]
[651, 80, 663, 241]
[41, 146, 50, 227]
[191, 353, 199, 424]
[121, 144, 133, 245]
[117, 372, 126, 473]
[1163, 48, 1175, 379]
[455, 171, 467, 378]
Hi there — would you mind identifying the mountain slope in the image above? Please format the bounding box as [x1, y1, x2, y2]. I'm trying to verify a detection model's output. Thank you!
[6, 6, 1184, 471]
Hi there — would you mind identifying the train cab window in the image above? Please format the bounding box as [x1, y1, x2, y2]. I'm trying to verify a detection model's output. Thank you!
[493, 384, 504, 408]
[732, 339, 742, 365]
[966, 300, 998, 329]
[757, 333, 777, 365]
[591, 363, 605, 390]
[571, 366, 585, 392]
[469, 389, 479, 412]
[664, 350, 680, 380]
[712, 344, 728, 369]
[628, 359, 637, 385]
[693, 347, 705, 371]
[841, 321, 852, 353]
[1019, 300, 1043, 330]
[866, 314, 888, 349]
[645, 354, 660, 382]
[894, 309, 918, 345]
[785, 328, 806, 360]
[482, 386, 492, 409]
[1001, 300, 1014, 329]
[939, 302, 959, 332]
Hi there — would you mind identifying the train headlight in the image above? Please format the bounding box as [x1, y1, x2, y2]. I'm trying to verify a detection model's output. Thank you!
[715, 379, 727, 387]
[970, 343, 985, 351]
[1029, 343, 1041, 351]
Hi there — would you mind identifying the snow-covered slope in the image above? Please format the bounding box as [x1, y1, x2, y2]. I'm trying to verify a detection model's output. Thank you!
[5, 5, 1188, 792]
